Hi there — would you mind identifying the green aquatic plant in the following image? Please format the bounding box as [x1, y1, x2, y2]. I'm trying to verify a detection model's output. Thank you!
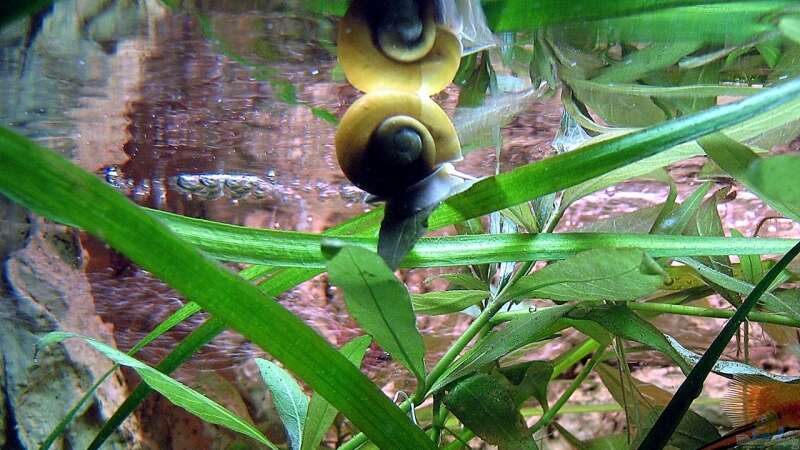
[3, 1, 800, 449]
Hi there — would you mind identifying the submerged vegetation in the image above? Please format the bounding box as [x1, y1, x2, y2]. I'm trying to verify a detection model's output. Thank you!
[3, 0, 800, 449]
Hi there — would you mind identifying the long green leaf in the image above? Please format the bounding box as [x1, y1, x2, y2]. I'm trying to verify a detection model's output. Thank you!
[0, 127, 434, 450]
[40, 302, 202, 450]
[436, 77, 800, 227]
[566, 304, 692, 373]
[677, 256, 800, 320]
[325, 245, 427, 381]
[89, 317, 227, 449]
[38, 332, 278, 449]
[636, 240, 800, 449]
[151, 210, 796, 268]
[482, 0, 779, 31]
[301, 336, 371, 450]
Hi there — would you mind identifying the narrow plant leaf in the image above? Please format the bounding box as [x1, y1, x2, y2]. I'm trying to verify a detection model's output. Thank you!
[411, 290, 488, 315]
[677, 256, 800, 321]
[150, 209, 799, 268]
[40, 301, 202, 450]
[430, 78, 800, 230]
[38, 332, 278, 449]
[732, 229, 764, 284]
[0, 127, 434, 450]
[566, 304, 692, 373]
[559, 89, 800, 214]
[637, 240, 800, 449]
[324, 245, 426, 381]
[665, 335, 800, 383]
[651, 182, 712, 235]
[442, 372, 537, 450]
[504, 248, 667, 302]
[482, 0, 774, 31]
[632, 406, 720, 449]
[432, 305, 573, 392]
[256, 359, 309, 450]
[301, 336, 371, 450]
[89, 318, 228, 450]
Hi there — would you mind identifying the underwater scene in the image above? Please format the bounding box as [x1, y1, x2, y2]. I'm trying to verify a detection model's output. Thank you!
[2, 0, 800, 449]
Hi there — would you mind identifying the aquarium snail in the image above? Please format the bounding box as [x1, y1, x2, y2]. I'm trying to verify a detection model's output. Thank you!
[338, 0, 462, 95]
[335, 90, 461, 204]
[336, 0, 466, 268]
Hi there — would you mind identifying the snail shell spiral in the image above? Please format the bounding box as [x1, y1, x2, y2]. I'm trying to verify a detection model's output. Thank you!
[335, 90, 461, 198]
[338, 0, 462, 95]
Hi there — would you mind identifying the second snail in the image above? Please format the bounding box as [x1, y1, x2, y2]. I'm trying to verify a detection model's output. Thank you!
[335, 0, 468, 269]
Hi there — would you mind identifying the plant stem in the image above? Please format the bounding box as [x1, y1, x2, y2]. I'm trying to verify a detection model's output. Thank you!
[530, 344, 608, 435]
[550, 338, 601, 379]
[492, 302, 800, 328]
[416, 298, 506, 402]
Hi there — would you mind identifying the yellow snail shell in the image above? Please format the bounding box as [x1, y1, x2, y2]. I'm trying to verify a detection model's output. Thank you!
[338, 0, 462, 95]
[335, 90, 461, 198]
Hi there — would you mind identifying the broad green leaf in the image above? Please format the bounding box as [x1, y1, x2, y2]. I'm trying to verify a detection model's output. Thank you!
[431, 305, 573, 392]
[324, 245, 426, 381]
[504, 249, 667, 302]
[411, 290, 488, 315]
[780, 16, 800, 45]
[0, 128, 434, 450]
[301, 336, 371, 450]
[566, 304, 692, 373]
[700, 133, 800, 222]
[499, 360, 553, 408]
[38, 332, 278, 449]
[747, 154, 800, 219]
[572, 86, 666, 127]
[256, 359, 309, 450]
[578, 205, 663, 234]
[632, 407, 720, 450]
[442, 372, 537, 450]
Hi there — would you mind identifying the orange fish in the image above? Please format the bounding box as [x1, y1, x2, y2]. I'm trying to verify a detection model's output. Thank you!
[700, 376, 800, 449]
